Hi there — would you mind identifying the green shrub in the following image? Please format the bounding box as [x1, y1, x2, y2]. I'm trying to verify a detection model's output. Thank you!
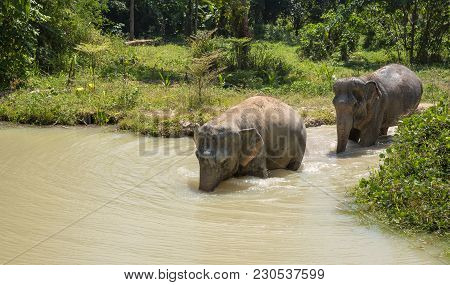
[261, 18, 299, 44]
[0, 0, 107, 90]
[297, 23, 330, 61]
[353, 99, 449, 233]
[190, 30, 219, 58]
[248, 43, 292, 84]
[297, 8, 364, 62]
[0, 2, 43, 89]
[116, 86, 139, 109]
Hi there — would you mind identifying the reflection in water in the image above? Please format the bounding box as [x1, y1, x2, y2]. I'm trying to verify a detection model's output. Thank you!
[0, 125, 446, 264]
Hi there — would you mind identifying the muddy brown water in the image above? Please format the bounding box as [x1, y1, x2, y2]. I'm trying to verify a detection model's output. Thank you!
[0, 124, 446, 264]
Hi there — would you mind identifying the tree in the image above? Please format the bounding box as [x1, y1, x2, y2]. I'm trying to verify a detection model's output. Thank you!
[129, 0, 135, 40]
[0, 0, 108, 89]
[229, 0, 250, 38]
[0, 0, 36, 89]
[194, 0, 199, 34]
[415, 0, 449, 63]
[185, 0, 193, 36]
[370, 0, 449, 64]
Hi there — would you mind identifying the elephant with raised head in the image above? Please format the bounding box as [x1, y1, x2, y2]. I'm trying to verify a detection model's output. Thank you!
[194, 96, 307, 192]
[333, 64, 422, 153]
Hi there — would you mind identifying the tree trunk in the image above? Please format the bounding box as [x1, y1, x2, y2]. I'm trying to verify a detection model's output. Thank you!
[194, 0, 199, 34]
[231, 0, 250, 38]
[401, 7, 409, 62]
[417, 3, 432, 63]
[409, 0, 418, 63]
[250, 0, 264, 37]
[129, 0, 135, 40]
[185, 0, 193, 36]
[240, 0, 250, 38]
[217, 5, 227, 36]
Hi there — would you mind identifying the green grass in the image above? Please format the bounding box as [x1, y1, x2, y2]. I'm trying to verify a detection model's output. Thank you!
[0, 40, 448, 136]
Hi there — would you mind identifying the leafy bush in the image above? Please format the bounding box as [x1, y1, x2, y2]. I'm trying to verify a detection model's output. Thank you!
[353, 99, 449, 233]
[297, 8, 364, 62]
[248, 43, 292, 84]
[261, 18, 299, 44]
[297, 23, 330, 61]
[362, 4, 397, 52]
[0, 1, 44, 89]
[116, 86, 139, 109]
[190, 30, 221, 58]
[0, 0, 107, 90]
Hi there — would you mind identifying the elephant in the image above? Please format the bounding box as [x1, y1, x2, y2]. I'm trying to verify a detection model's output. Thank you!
[194, 96, 307, 192]
[332, 64, 422, 153]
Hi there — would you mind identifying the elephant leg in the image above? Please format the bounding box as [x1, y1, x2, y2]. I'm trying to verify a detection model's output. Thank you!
[238, 154, 268, 178]
[379, 127, 389, 136]
[251, 166, 269, 178]
[348, 128, 360, 142]
[247, 157, 268, 178]
[359, 120, 383, 147]
[359, 133, 378, 147]
[286, 158, 301, 171]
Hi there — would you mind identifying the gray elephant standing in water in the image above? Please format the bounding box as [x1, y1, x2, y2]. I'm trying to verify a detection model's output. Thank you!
[333, 64, 422, 153]
[194, 96, 307, 192]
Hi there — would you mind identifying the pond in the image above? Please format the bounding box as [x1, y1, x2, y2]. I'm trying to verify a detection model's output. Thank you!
[0, 124, 445, 264]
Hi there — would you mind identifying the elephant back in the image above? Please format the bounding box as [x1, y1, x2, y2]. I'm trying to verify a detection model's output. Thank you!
[369, 64, 422, 115]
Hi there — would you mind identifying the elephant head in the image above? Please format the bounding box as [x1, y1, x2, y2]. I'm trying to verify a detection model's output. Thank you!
[194, 126, 263, 192]
[332, 78, 381, 153]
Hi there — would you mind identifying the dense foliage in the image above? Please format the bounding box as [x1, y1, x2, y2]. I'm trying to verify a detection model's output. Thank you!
[1, 0, 448, 90]
[0, 0, 106, 89]
[104, 0, 449, 62]
[354, 100, 449, 233]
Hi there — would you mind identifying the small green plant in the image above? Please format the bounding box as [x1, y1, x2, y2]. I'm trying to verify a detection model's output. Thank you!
[159, 70, 171, 87]
[218, 73, 225, 87]
[75, 42, 108, 90]
[264, 69, 277, 86]
[117, 87, 139, 109]
[188, 50, 223, 107]
[228, 37, 252, 70]
[66, 54, 77, 86]
[189, 29, 218, 58]
[317, 63, 336, 89]
[217, 73, 232, 88]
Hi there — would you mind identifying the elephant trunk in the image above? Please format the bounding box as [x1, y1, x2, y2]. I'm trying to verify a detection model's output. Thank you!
[198, 161, 221, 192]
[336, 111, 353, 153]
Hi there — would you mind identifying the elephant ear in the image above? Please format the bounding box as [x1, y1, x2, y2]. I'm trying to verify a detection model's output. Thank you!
[365, 81, 381, 102]
[239, 128, 263, 167]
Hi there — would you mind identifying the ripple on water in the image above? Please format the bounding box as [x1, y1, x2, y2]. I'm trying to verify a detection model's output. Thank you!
[0, 125, 445, 265]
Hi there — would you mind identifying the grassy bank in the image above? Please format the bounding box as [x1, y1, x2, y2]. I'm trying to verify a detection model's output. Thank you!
[352, 100, 449, 235]
[0, 40, 448, 136]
